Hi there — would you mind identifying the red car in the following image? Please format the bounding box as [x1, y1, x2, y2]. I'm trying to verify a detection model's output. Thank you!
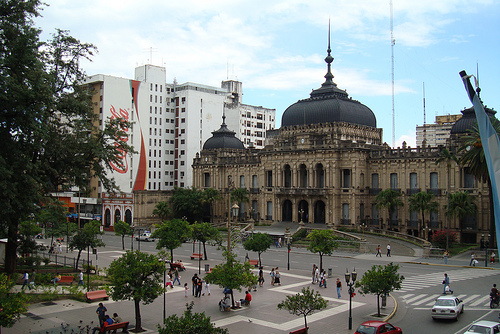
[355, 320, 402, 334]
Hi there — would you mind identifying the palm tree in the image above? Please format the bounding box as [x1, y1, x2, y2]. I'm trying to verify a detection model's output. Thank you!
[408, 192, 438, 241]
[202, 188, 221, 224]
[375, 189, 404, 230]
[445, 191, 477, 237]
[436, 148, 458, 250]
[230, 188, 249, 219]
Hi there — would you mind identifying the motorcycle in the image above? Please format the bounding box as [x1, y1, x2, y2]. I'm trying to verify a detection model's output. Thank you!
[490, 294, 499, 309]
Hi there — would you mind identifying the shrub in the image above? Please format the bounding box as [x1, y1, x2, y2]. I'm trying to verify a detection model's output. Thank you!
[431, 230, 457, 249]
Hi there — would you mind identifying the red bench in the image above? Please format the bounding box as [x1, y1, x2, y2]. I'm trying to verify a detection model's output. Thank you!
[248, 260, 259, 267]
[103, 321, 129, 333]
[191, 253, 203, 259]
[86, 289, 110, 302]
[57, 276, 74, 285]
[170, 262, 185, 271]
[289, 327, 308, 334]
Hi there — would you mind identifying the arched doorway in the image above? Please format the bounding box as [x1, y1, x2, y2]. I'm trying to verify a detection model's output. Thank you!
[114, 209, 121, 226]
[314, 200, 326, 224]
[282, 200, 293, 222]
[298, 200, 309, 223]
[125, 209, 132, 225]
[104, 209, 111, 228]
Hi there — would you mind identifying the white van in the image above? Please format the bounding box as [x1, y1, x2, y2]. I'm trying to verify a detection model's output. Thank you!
[135, 232, 155, 242]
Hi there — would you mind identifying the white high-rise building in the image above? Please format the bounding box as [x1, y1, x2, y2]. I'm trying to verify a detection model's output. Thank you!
[85, 65, 275, 229]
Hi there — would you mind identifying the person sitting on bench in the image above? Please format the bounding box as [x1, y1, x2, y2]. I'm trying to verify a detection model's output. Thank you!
[219, 294, 231, 311]
[51, 273, 61, 286]
[240, 291, 252, 306]
[92, 315, 113, 333]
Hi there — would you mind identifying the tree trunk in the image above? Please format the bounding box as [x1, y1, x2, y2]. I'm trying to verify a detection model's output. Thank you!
[319, 253, 323, 272]
[258, 252, 262, 267]
[75, 250, 82, 270]
[377, 293, 381, 317]
[203, 241, 207, 260]
[303, 314, 308, 331]
[134, 298, 142, 331]
[121, 235, 125, 250]
[170, 249, 174, 262]
[5, 221, 19, 274]
[230, 290, 235, 308]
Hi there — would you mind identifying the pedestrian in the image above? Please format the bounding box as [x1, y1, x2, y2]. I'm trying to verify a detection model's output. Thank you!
[202, 278, 211, 296]
[22, 271, 31, 291]
[336, 278, 342, 298]
[470, 253, 476, 266]
[165, 273, 174, 289]
[319, 269, 326, 288]
[57, 241, 62, 254]
[491, 252, 496, 264]
[196, 277, 203, 297]
[96, 302, 107, 327]
[30, 269, 36, 288]
[442, 273, 453, 294]
[386, 243, 391, 257]
[443, 250, 449, 264]
[258, 267, 265, 287]
[191, 273, 198, 296]
[376, 245, 382, 257]
[112, 312, 123, 324]
[270, 268, 275, 286]
[311, 264, 317, 284]
[78, 270, 85, 286]
[315, 266, 320, 284]
[274, 267, 281, 286]
[278, 237, 282, 248]
[92, 315, 112, 334]
[184, 283, 189, 298]
[172, 267, 181, 285]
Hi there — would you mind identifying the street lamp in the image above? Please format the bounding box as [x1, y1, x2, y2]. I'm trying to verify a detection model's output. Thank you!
[299, 209, 304, 226]
[484, 233, 491, 267]
[360, 222, 367, 239]
[284, 227, 292, 270]
[345, 268, 357, 330]
[159, 258, 168, 321]
[228, 203, 239, 253]
[422, 224, 431, 241]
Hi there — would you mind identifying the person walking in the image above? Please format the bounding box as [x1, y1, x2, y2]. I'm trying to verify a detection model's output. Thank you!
[195, 277, 203, 297]
[274, 267, 281, 286]
[184, 283, 189, 298]
[336, 278, 342, 298]
[202, 279, 211, 296]
[270, 268, 275, 286]
[470, 253, 476, 266]
[386, 243, 391, 257]
[314, 266, 320, 284]
[22, 271, 31, 291]
[442, 273, 453, 294]
[376, 245, 382, 257]
[258, 267, 265, 287]
[311, 264, 317, 284]
[172, 267, 181, 285]
[191, 273, 198, 296]
[96, 302, 107, 327]
[78, 270, 85, 286]
[443, 250, 449, 264]
[30, 269, 36, 288]
[319, 269, 326, 288]
[491, 252, 496, 264]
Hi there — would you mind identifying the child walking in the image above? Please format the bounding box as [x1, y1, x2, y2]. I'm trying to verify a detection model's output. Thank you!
[184, 283, 189, 298]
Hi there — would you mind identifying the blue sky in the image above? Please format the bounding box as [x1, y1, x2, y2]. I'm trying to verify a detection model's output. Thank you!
[35, 0, 500, 147]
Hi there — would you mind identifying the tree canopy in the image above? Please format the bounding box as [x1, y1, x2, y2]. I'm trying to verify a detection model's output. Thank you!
[306, 229, 338, 271]
[169, 187, 204, 222]
[153, 219, 191, 261]
[0, 274, 30, 329]
[243, 232, 273, 267]
[355, 262, 405, 316]
[158, 302, 228, 334]
[375, 189, 404, 227]
[114, 220, 133, 250]
[277, 286, 328, 330]
[190, 222, 221, 260]
[408, 191, 438, 235]
[68, 220, 105, 270]
[107, 250, 167, 332]
[0, 1, 133, 274]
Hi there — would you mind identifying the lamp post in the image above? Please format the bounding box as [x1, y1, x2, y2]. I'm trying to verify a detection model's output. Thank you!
[360, 222, 367, 239]
[160, 258, 167, 321]
[485, 234, 491, 267]
[345, 268, 357, 330]
[422, 224, 431, 241]
[299, 209, 304, 226]
[284, 227, 292, 270]
[228, 204, 239, 253]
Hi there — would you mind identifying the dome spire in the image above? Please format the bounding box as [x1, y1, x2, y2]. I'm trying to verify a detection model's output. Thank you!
[322, 18, 336, 88]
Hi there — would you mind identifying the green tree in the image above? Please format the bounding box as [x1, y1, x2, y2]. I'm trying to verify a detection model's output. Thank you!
[231, 188, 249, 208]
[0, 273, 30, 330]
[107, 250, 166, 332]
[306, 229, 338, 271]
[277, 286, 328, 331]
[114, 220, 133, 250]
[243, 232, 273, 267]
[445, 191, 477, 232]
[355, 262, 405, 316]
[191, 222, 221, 260]
[205, 251, 257, 308]
[153, 201, 172, 221]
[408, 191, 438, 240]
[436, 148, 458, 250]
[158, 302, 228, 334]
[0, 2, 133, 274]
[17, 220, 42, 258]
[68, 220, 105, 270]
[202, 188, 221, 224]
[170, 187, 204, 222]
[153, 219, 191, 261]
[375, 189, 404, 229]
[37, 198, 69, 247]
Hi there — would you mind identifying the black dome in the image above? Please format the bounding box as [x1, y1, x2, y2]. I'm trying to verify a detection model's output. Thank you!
[451, 106, 496, 134]
[203, 117, 245, 150]
[281, 37, 376, 128]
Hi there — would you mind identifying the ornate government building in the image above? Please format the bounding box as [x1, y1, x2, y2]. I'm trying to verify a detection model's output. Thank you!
[192, 41, 495, 244]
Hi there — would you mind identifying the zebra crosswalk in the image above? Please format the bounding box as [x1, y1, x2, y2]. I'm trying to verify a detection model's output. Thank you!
[400, 293, 492, 308]
[396, 268, 499, 292]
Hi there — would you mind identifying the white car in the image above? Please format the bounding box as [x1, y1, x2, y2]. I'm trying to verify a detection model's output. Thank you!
[464, 320, 500, 334]
[135, 232, 155, 242]
[431, 295, 464, 320]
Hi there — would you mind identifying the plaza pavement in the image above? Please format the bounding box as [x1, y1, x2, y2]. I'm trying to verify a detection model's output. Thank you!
[4, 223, 499, 334]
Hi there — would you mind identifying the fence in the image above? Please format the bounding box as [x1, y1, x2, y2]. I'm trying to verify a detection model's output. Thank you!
[36, 251, 92, 270]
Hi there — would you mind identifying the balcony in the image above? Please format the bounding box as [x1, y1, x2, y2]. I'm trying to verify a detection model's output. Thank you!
[369, 188, 381, 195]
[340, 219, 352, 225]
[275, 188, 328, 195]
[406, 188, 421, 195]
[389, 219, 399, 227]
[427, 188, 442, 195]
[250, 188, 259, 194]
[407, 220, 419, 228]
[369, 219, 380, 226]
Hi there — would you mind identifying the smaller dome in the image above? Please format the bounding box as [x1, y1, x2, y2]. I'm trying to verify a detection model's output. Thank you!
[203, 116, 245, 150]
[451, 106, 496, 134]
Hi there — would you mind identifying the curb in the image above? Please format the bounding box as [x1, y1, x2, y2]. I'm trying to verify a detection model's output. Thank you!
[404, 261, 500, 270]
[383, 293, 397, 322]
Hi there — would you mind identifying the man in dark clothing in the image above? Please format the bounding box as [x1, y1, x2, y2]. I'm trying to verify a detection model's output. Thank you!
[192, 274, 199, 296]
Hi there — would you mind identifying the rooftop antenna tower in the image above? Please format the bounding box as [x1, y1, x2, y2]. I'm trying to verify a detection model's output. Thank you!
[390, 0, 396, 147]
[423, 82, 426, 146]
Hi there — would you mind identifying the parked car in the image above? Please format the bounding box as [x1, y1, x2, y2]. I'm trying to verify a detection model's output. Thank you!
[464, 320, 500, 334]
[431, 295, 464, 320]
[135, 232, 155, 242]
[354, 320, 402, 334]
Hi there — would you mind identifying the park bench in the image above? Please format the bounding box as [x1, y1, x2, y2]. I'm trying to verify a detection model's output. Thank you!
[170, 262, 185, 271]
[191, 253, 203, 259]
[248, 260, 259, 267]
[289, 327, 308, 334]
[58, 276, 74, 285]
[103, 321, 129, 333]
[85, 289, 110, 303]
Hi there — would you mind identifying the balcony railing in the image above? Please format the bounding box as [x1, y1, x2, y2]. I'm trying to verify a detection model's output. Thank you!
[340, 219, 352, 225]
[369, 219, 380, 226]
[250, 188, 259, 194]
[407, 220, 419, 228]
[427, 188, 442, 195]
[406, 188, 421, 195]
[369, 188, 381, 195]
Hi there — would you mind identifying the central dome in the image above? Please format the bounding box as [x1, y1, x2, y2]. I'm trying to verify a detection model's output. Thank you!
[281, 37, 376, 128]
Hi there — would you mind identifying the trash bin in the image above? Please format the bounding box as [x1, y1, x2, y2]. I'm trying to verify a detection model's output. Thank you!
[381, 294, 387, 308]
[328, 268, 332, 277]
[205, 264, 210, 272]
